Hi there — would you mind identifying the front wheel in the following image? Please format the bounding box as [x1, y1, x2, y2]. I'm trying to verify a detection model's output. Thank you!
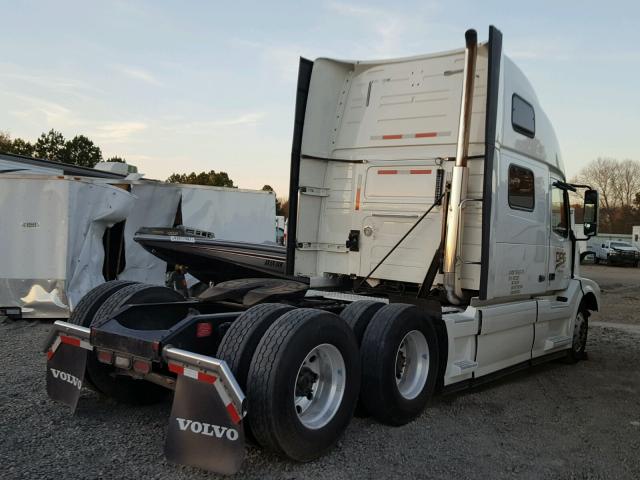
[565, 308, 589, 363]
[247, 308, 360, 461]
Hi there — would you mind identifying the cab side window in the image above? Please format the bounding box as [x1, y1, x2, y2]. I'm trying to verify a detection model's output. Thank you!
[551, 186, 568, 237]
[508, 164, 535, 211]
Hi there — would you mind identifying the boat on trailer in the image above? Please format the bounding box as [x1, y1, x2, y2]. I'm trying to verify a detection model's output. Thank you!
[134, 226, 286, 284]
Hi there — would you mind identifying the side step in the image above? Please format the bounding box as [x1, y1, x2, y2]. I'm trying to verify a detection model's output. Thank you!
[544, 335, 572, 351]
[450, 359, 478, 377]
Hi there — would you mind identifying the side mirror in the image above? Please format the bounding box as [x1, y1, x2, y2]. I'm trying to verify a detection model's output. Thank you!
[583, 189, 598, 237]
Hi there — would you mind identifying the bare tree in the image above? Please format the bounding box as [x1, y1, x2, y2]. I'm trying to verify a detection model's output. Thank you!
[578, 158, 619, 229]
[614, 159, 640, 208]
[576, 157, 640, 232]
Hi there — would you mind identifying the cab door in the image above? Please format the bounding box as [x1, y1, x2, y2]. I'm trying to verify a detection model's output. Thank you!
[532, 179, 573, 358]
[547, 179, 571, 291]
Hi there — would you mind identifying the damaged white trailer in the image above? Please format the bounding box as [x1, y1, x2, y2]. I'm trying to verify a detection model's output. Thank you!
[0, 175, 135, 318]
[0, 176, 276, 318]
[43, 27, 601, 475]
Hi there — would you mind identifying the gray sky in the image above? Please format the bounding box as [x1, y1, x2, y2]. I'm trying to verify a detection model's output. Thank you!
[1, 0, 638, 194]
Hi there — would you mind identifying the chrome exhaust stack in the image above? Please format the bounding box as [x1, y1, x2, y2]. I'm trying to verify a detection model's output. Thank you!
[443, 29, 478, 305]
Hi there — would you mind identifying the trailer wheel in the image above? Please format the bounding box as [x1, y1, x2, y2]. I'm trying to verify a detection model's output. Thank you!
[216, 303, 294, 392]
[359, 303, 439, 426]
[247, 308, 360, 461]
[340, 300, 385, 345]
[565, 307, 589, 363]
[87, 283, 184, 405]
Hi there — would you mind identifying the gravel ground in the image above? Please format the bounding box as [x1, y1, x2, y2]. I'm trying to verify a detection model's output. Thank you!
[1, 265, 639, 479]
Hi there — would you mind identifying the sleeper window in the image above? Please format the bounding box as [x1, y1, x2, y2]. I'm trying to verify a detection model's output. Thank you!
[508, 164, 535, 211]
[512, 94, 535, 138]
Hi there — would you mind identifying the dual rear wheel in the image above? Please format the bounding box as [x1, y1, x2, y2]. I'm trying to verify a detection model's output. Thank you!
[216, 301, 440, 461]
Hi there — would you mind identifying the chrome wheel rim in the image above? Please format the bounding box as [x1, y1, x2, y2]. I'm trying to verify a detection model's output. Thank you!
[395, 330, 429, 400]
[573, 311, 588, 352]
[294, 343, 346, 430]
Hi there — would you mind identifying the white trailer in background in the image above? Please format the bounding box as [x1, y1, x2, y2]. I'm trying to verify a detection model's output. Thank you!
[0, 174, 276, 318]
[43, 27, 602, 476]
[633, 226, 640, 249]
[0, 175, 135, 318]
[179, 185, 275, 243]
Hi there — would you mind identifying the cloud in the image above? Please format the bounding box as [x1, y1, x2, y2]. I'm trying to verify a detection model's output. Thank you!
[326, 1, 412, 57]
[229, 38, 304, 82]
[6, 92, 72, 124]
[115, 65, 162, 86]
[176, 112, 266, 133]
[210, 112, 265, 127]
[92, 121, 148, 141]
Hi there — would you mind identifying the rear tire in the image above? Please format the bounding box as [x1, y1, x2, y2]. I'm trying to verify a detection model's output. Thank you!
[216, 303, 294, 440]
[87, 283, 184, 404]
[247, 308, 360, 461]
[68, 280, 137, 327]
[339, 300, 385, 417]
[217, 303, 295, 392]
[68, 281, 137, 389]
[360, 303, 439, 426]
[340, 300, 385, 345]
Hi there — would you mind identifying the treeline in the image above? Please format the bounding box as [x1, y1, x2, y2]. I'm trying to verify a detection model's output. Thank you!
[167, 170, 235, 187]
[0, 129, 125, 168]
[5, 128, 287, 217]
[573, 158, 640, 234]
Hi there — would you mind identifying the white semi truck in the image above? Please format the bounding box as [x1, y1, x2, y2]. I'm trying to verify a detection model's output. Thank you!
[44, 27, 601, 475]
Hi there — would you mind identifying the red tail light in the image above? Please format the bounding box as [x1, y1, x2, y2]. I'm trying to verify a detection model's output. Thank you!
[97, 349, 113, 365]
[196, 322, 213, 338]
[133, 359, 151, 375]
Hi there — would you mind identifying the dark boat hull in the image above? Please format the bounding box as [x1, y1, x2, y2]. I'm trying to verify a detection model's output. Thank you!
[134, 232, 287, 284]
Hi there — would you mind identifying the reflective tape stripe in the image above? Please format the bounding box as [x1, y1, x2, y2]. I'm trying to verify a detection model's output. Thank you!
[60, 335, 80, 347]
[377, 169, 433, 175]
[371, 131, 451, 141]
[47, 334, 90, 360]
[168, 360, 238, 422]
[168, 362, 184, 375]
[169, 362, 217, 384]
[198, 372, 217, 384]
[226, 403, 242, 425]
[59, 335, 92, 350]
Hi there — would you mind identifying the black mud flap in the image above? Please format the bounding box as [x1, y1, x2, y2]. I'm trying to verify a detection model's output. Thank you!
[46, 343, 87, 412]
[165, 375, 246, 475]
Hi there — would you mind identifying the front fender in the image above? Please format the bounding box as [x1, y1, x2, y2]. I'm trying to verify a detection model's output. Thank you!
[578, 276, 601, 312]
